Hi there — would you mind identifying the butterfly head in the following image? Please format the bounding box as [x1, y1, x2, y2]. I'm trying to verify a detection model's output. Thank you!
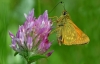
[62, 10, 67, 15]
[62, 10, 70, 18]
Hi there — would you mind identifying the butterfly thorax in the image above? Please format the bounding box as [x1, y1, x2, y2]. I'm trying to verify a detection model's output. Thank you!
[57, 10, 70, 26]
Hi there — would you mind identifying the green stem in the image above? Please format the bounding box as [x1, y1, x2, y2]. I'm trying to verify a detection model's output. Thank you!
[27, 61, 31, 64]
[24, 55, 31, 64]
[37, 0, 41, 15]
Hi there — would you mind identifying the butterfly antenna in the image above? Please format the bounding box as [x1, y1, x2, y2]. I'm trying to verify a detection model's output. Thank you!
[60, 1, 66, 10]
[49, 1, 64, 14]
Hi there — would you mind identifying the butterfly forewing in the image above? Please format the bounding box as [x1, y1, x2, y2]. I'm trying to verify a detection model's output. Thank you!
[62, 19, 89, 45]
[57, 10, 90, 45]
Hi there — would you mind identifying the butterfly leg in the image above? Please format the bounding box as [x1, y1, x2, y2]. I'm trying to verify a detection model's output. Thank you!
[57, 35, 62, 46]
[49, 16, 58, 23]
[49, 16, 58, 19]
[50, 27, 59, 34]
[49, 16, 59, 34]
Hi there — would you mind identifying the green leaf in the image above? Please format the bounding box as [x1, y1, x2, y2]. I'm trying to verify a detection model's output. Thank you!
[29, 55, 47, 63]
[14, 52, 18, 56]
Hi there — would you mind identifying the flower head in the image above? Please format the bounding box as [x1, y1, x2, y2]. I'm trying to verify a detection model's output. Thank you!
[9, 9, 53, 59]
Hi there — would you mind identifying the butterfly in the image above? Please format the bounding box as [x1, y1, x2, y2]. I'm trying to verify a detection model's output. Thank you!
[52, 10, 90, 45]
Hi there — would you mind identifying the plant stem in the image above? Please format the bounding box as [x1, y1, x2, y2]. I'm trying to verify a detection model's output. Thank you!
[24, 56, 31, 64]
[37, 0, 41, 15]
[27, 61, 31, 64]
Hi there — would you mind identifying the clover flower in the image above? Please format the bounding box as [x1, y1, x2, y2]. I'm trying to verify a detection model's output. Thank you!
[9, 9, 53, 63]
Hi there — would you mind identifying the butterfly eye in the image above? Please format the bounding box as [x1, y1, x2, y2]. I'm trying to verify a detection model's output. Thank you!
[63, 11, 67, 15]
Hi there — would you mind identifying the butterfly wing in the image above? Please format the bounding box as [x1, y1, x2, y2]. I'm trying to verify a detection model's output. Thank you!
[60, 18, 90, 45]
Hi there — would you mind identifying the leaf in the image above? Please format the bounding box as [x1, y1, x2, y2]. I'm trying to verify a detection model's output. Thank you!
[29, 55, 47, 63]
[14, 52, 18, 56]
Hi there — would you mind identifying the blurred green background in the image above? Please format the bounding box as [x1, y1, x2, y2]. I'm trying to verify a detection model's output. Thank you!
[0, 0, 100, 64]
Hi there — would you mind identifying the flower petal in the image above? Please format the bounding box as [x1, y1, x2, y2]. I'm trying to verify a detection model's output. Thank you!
[16, 25, 25, 46]
[9, 31, 15, 39]
[46, 50, 54, 57]
[26, 9, 34, 21]
[43, 10, 48, 21]
[10, 38, 17, 51]
[38, 39, 51, 54]
[27, 36, 33, 50]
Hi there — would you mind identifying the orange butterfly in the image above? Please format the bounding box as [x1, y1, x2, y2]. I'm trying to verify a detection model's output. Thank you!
[52, 10, 90, 45]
